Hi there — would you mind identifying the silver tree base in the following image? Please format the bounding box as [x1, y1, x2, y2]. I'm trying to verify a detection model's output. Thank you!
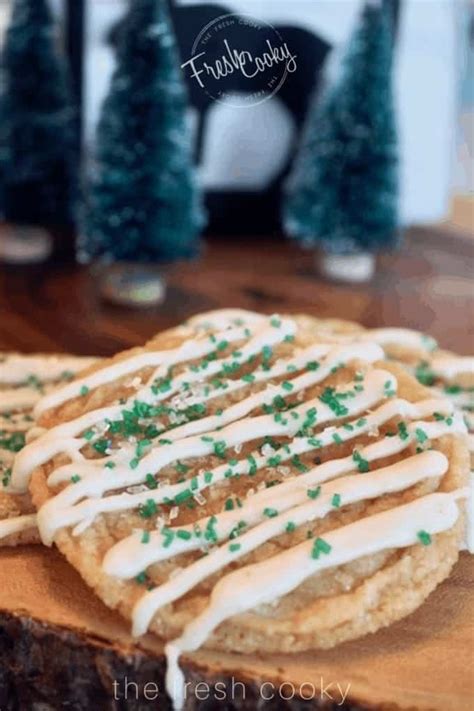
[318, 252, 376, 283]
[0, 224, 53, 264]
[98, 263, 166, 307]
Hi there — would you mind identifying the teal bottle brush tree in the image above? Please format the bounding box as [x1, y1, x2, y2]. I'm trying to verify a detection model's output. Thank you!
[80, 0, 205, 305]
[283, 0, 399, 283]
[0, 0, 78, 264]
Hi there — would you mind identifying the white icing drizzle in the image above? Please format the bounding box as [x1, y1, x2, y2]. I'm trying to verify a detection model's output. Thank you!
[34, 368, 395, 544]
[33, 321, 275, 418]
[0, 412, 35, 432]
[163, 490, 464, 710]
[103, 420, 458, 577]
[0, 387, 44, 414]
[358, 328, 437, 351]
[0, 513, 37, 542]
[187, 311, 437, 353]
[13, 320, 302, 490]
[187, 309, 265, 331]
[107, 450, 447, 580]
[0, 354, 96, 385]
[429, 356, 474, 381]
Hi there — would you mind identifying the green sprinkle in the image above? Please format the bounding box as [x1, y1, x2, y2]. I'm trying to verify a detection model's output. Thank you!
[319, 387, 349, 417]
[311, 537, 332, 559]
[272, 395, 286, 411]
[291, 454, 309, 473]
[417, 530, 432, 546]
[161, 527, 174, 547]
[285, 521, 296, 533]
[135, 572, 147, 585]
[176, 529, 192, 540]
[247, 455, 257, 476]
[174, 488, 193, 505]
[141, 530, 151, 544]
[93, 438, 110, 455]
[397, 421, 410, 440]
[204, 471, 213, 484]
[1, 468, 12, 488]
[263, 507, 278, 518]
[225, 498, 234, 511]
[242, 373, 255, 383]
[270, 317, 281, 328]
[0, 432, 25, 453]
[151, 377, 172, 394]
[267, 455, 282, 467]
[83, 429, 94, 441]
[175, 460, 189, 475]
[414, 361, 436, 387]
[282, 381, 294, 392]
[229, 542, 241, 553]
[262, 345, 273, 365]
[444, 384, 462, 395]
[80, 385, 89, 396]
[415, 428, 428, 444]
[352, 450, 369, 473]
[213, 440, 227, 459]
[129, 458, 140, 470]
[331, 493, 341, 508]
[145, 473, 157, 490]
[307, 486, 321, 500]
[306, 361, 319, 371]
[140, 499, 157, 518]
[204, 515, 218, 543]
[105, 461, 116, 469]
[71, 474, 81, 484]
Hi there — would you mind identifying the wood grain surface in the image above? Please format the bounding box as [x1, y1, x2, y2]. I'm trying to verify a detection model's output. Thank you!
[0, 546, 473, 711]
[0, 228, 472, 357]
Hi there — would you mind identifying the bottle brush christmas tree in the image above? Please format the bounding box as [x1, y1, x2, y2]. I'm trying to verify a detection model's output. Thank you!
[0, 0, 77, 233]
[283, 0, 398, 281]
[81, 0, 204, 271]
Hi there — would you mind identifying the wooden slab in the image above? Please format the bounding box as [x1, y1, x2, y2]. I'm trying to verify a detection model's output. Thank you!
[0, 546, 473, 710]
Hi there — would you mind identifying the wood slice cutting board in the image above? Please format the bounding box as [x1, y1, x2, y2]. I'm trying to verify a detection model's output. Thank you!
[0, 546, 473, 710]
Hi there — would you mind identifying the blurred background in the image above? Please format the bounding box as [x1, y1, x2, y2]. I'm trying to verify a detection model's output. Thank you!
[0, 0, 472, 354]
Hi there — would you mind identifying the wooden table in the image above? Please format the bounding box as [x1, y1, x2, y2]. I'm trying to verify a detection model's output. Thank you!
[1, 228, 472, 357]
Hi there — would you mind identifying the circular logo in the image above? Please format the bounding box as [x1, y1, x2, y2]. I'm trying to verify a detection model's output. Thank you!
[181, 14, 297, 108]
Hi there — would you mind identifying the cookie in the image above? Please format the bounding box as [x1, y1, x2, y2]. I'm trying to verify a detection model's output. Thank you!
[16, 312, 469, 709]
[0, 353, 97, 546]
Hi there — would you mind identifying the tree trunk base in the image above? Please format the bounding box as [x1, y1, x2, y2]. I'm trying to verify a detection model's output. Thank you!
[319, 253, 376, 283]
[0, 224, 53, 265]
[98, 263, 166, 307]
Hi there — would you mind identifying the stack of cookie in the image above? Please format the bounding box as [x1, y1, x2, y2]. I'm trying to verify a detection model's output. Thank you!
[0, 353, 97, 546]
[0, 311, 472, 710]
